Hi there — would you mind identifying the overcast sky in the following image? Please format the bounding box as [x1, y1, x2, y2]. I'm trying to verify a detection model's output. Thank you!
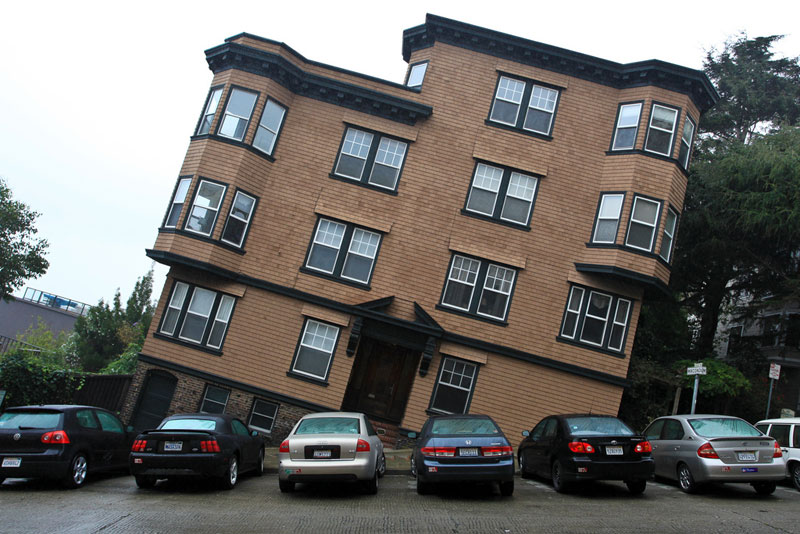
[1, 0, 798, 308]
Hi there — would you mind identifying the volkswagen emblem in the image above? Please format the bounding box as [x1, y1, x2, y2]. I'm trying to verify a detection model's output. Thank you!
[13, 433, 21, 441]
[465, 440, 472, 445]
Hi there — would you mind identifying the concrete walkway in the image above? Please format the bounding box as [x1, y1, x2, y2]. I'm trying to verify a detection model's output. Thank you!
[265, 448, 413, 474]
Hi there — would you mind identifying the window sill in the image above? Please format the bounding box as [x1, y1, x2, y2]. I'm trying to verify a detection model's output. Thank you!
[328, 173, 399, 196]
[299, 267, 372, 290]
[460, 209, 531, 231]
[555, 336, 626, 359]
[484, 120, 554, 142]
[435, 304, 509, 327]
[286, 370, 329, 387]
[158, 228, 247, 256]
[152, 332, 224, 356]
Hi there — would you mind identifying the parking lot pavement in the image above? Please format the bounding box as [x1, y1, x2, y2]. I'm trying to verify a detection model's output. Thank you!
[2, 474, 799, 533]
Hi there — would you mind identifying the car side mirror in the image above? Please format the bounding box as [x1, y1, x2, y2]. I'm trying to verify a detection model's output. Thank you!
[522, 430, 530, 437]
[407, 432, 417, 439]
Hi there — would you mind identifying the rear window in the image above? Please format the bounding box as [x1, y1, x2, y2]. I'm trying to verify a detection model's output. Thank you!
[565, 416, 634, 437]
[0, 411, 62, 430]
[689, 417, 760, 438]
[160, 419, 217, 431]
[431, 418, 500, 435]
[295, 417, 360, 435]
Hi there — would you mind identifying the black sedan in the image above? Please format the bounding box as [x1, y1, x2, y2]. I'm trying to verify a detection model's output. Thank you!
[518, 414, 654, 494]
[410, 414, 515, 496]
[0, 404, 134, 488]
[129, 413, 264, 489]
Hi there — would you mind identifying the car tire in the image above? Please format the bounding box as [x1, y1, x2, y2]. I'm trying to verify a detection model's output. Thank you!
[626, 480, 647, 495]
[677, 463, 699, 494]
[752, 481, 777, 495]
[416, 476, 432, 495]
[499, 480, 514, 497]
[62, 453, 89, 489]
[410, 456, 417, 478]
[551, 460, 571, 493]
[135, 475, 156, 489]
[279, 479, 295, 493]
[362, 468, 379, 495]
[791, 462, 800, 491]
[519, 454, 530, 479]
[377, 453, 386, 478]
[219, 455, 239, 490]
[255, 449, 265, 477]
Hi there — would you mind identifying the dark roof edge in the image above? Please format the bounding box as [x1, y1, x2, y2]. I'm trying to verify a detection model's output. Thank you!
[574, 263, 670, 296]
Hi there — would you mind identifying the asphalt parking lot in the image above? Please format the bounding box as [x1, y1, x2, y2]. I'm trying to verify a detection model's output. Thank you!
[2, 473, 799, 533]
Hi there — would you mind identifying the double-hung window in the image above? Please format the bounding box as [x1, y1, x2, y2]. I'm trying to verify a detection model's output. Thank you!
[429, 357, 478, 414]
[159, 281, 236, 350]
[611, 103, 642, 150]
[592, 193, 625, 244]
[677, 116, 696, 169]
[290, 319, 340, 382]
[644, 104, 679, 156]
[333, 127, 409, 192]
[489, 75, 560, 136]
[465, 163, 539, 227]
[249, 399, 279, 433]
[164, 177, 192, 228]
[217, 88, 258, 142]
[220, 191, 257, 248]
[200, 385, 229, 414]
[196, 87, 223, 135]
[560, 285, 632, 354]
[253, 99, 286, 156]
[304, 218, 382, 286]
[625, 196, 662, 252]
[185, 180, 226, 237]
[440, 254, 517, 322]
[659, 207, 678, 263]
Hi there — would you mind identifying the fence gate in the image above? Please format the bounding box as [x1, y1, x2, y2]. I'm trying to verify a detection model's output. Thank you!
[74, 375, 133, 413]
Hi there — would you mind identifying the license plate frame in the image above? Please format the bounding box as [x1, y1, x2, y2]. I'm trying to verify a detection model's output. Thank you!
[163, 441, 183, 452]
[459, 447, 479, 457]
[2, 457, 21, 468]
[313, 449, 332, 458]
[737, 452, 757, 462]
[606, 446, 624, 456]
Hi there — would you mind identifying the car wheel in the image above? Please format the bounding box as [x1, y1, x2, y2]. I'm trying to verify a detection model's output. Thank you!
[416, 476, 432, 495]
[377, 453, 386, 478]
[219, 455, 239, 490]
[518, 454, 530, 479]
[255, 449, 265, 477]
[63, 453, 88, 489]
[279, 479, 295, 493]
[499, 480, 514, 497]
[362, 468, 379, 495]
[677, 463, 699, 494]
[551, 460, 571, 493]
[135, 475, 156, 489]
[626, 480, 647, 495]
[752, 481, 777, 495]
[410, 456, 417, 478]
[791, 462, 800, 491]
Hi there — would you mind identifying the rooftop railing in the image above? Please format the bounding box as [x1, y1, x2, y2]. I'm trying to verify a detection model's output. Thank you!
[21, 288, 91, 316]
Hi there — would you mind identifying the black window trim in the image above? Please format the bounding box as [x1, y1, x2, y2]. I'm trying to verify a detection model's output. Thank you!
[194, 84, 225, 137]
[426, 355, 480, 415]
[214, 84, 261, 143]
[248, 397, 280, 434]
[486, 72, 562, 140]
[162, 175, 194, 229]
[608, 100, 645, 152]
[182, 176, 229, 239]
[405, 60, 429, 89]
[461, 159, 541, 230]
[623, 193, 664, 254]
[286, 317, 342, 386]
[643, 101, 682, 158]
[199, 383, 230, 414]
[220, 187, 260, 250]
[556, 283, 634, 357]
[251, 96, 288, 157]
[329, 124, 411, 195]
[589, 191, 627, 245]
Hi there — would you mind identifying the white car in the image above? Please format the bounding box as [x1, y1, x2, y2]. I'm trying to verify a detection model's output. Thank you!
[277, 412, 385, 494]
[756, 417, 800, 491]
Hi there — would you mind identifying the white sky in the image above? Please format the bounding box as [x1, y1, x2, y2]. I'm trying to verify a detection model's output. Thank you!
[1, 0, 798, 307]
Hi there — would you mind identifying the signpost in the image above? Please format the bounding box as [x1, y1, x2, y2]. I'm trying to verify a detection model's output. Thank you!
[765, 363, 781, 418]
[687, 363, 706, 414]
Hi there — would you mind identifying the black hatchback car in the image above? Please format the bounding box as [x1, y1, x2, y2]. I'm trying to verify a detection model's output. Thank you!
[129, 413, 264, 489]
[0, 405, 134, 488]
[518, 414, 654, 494]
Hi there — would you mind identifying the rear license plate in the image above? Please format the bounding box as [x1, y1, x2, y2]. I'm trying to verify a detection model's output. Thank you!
[737, 452, 756, 462]
[2, 457, 21, 468]
[164, 441, 183, 452]
[742, 467, 758, 473]
[459, 448, 479, 457]
[606, 446, 623, 456]
[313, 450, 331, 458]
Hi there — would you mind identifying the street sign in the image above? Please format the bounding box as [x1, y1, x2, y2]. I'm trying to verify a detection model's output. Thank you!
[687, 364, 707, 376]
[769, 363, 781, 380]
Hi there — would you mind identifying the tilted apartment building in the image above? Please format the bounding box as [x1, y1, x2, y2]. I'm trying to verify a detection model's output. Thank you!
[120, 15, 717, 445]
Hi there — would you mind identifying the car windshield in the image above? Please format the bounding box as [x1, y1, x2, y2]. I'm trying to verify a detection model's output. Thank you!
[295, 417, 360, 435]
[689, 418, 761, 438]
[160, 419, 217, 431]
[565, 416, 634, 436]
[431, 418, 499, 435]
[0, 411, 62, 430]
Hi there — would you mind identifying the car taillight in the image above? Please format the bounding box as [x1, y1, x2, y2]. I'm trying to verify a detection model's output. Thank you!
[420, 446, 456, 457]
[356, 439, 370, 452]
[635, 441, 652, 453]
[482, 446, 513, 457]
[773, 441, 783, 458]
[41, 430, 70, 444]
[279, 440, 290, 453]
[697, 442, 719, 459]
[200, 440, 221, 453]
[568, 441, 595, 454]
[131, 439, 148, 452]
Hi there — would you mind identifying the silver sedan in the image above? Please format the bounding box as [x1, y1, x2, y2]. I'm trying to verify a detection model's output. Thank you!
[277, 412, 385, 494]
[643, 414, 786, 495]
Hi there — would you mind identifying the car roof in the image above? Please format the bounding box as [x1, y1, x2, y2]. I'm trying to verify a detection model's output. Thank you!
[163, 413, 231, 421]
[756, 417, 800, 425]
[5, 404, 102, 412]
[655, 414, 744, 421]
[299, 412, 364, 419]
[557, 414, 620, 419]
[426, 413, 493, 420]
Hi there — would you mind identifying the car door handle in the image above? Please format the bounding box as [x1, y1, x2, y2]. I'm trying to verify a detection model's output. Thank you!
[673, 447, 681, 451]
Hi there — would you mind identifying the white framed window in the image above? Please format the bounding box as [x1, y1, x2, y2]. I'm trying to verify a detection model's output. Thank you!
[304, 218, 382, 286]
[592, 193, 624, 243]
[220, 191, 256, 248]
[429, 357, 478, 414]
[524, 84, 559, 135]
[291, 319, 340, 381]
[441, 255, 481, 312]
[490, 76, 525, 126]
[607, 299, 631, 352]
[625, 196, 661, 252]
[306, 219, 346, 274]
[249, 399, 279, 433]
[206, 295, 235, 349]
[466, 163, 503, 216]
[659, 207, 678, 262]
[200, 385, 229, 414]
[580, 291, 613, 347]
[253, 99, 286, 156]
[477, 264, 516, 320]
[560, 286, 585, 339]
[160, 281, 189, 336]
[179, 287, 216, 344]
[465, 163, 538, 227]
[489, 75, 560, 136]
[334, 127, 408, 191]
[164, 178, 192, 228]
[185, 180, 227, 237]
[611, 103, 642, 150]
[369, 137, 407, 190]
[341, 228, 381, 284]
[406, 62, 428, 88]
[644, 104, 679, 156]
[500, 172, 538, 225]
[678, 116, 696, 169]
[218, 88, 258, 141]
[441, 255, 517, 322]
[335, 128, 374, 180]
[560, 285, 633, 353]
[159, 282, 236, 350]
[196, 87, 223, 135]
